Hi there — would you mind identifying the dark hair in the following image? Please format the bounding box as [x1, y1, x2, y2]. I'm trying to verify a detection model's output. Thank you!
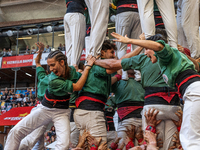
[127, 69, 135, 76]
[47, 50, 70, 79]
[146, 34, 168, 43]
[46, 65, 50, 74]
[102, 40, 117, 51]
[78, 61, 85, 71]
[155, 28, 168, 40]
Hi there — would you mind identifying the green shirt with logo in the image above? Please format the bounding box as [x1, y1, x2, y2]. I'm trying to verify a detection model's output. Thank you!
[155, 40, 195, 87]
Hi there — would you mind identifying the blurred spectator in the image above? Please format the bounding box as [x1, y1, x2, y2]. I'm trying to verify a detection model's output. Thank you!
[16, 94, 23, 102]
[31, 87, 36, 95]
[1, 48, 7, 57]
[29, 91, 35, 99]
[5, 87, 9, 96]
[31, 46, 36, 54]
[62, 44, 66, 51]
[12, 94, 17, 101]
[17, 102, 21, 107]
[23, 94, 29, 103]
[29, 98, 35, 106]
[7, 48, 13, 56]
[25, 46, 30, 54]
[22, 102, 29, 107]
[25, 88, 30, 96]
[1, 91, 7, 101]
[58, 43, 63, 51]
[44, 45, 51, 53]
[9, 89, 14, 95]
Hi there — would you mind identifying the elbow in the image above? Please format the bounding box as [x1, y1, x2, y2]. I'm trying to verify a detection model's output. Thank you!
[107, 63, 114, 69]
[73, 84, 82, 91]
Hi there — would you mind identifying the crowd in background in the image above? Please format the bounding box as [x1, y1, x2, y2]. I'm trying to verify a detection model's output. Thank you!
[0, 87, 38, 115]
[0, 43, 65, 57]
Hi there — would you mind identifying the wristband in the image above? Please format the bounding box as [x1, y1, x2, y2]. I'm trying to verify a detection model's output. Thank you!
[86, 65, 92, 68]
[146, 125, 156, 133]
[129, 137, 133, 142]
[115, 74, 122, 81]
[177, 126, 181, 132]
[126, 141, 134, 150]
[110, 142, 118, 150]
[178, 145, 182, 149]
[138, 138, 144, 143]
[90, 144, 98, 150]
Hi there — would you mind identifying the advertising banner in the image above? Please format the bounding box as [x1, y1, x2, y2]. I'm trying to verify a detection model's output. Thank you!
[1, 55, 33, 68]
[0, 107, 34, 126]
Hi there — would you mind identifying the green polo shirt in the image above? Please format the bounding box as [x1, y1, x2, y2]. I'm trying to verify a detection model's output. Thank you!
[155, 40, 195, 87]
[36, 67, 49, 100]
[80, 65, 111, 98]
[105, 95, 117, 110]
[111, 78, 144, 104]
[48, 66, 81, 97]
[69, 91, 79, 104]
[121, 54, 168, 88]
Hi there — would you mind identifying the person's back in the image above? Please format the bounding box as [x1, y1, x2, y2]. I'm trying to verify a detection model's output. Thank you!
[76, 65, 111, 111]
[111, 70, 145, 147]
[74, 40, 117, 144]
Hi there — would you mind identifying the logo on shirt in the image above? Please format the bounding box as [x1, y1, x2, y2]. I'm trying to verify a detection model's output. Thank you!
[162, 74, 168, 84]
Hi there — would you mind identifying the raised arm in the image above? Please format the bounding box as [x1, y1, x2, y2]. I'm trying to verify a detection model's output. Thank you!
[120, 33, 145, 60]
[111, 32, 164, 52]
[35, 42, 44, 67]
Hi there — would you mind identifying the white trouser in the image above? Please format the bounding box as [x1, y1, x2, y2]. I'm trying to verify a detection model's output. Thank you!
[177, 0, 200, 58]
[137, 0, 177, 48]
[74, 109, 107, 143]
[117, 117, 142, 148]
[84, 0, 109, 56]
[107, 131, 117, 147]
[4, 104, 70, 150]
[116, 11, 142, 57]
[70, 122, 80, 147]
[64, 13, 86, 66]
[19, 125, 47, 150]
[85, 36, 90, 59]
[142, 105, 182, 150]
[180, 81, 200, 150]
[19, 107, 48, 150]
[116, 11, 142, 80]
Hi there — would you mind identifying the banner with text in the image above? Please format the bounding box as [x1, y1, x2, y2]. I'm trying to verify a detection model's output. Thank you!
[1, 55, 33, 68]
